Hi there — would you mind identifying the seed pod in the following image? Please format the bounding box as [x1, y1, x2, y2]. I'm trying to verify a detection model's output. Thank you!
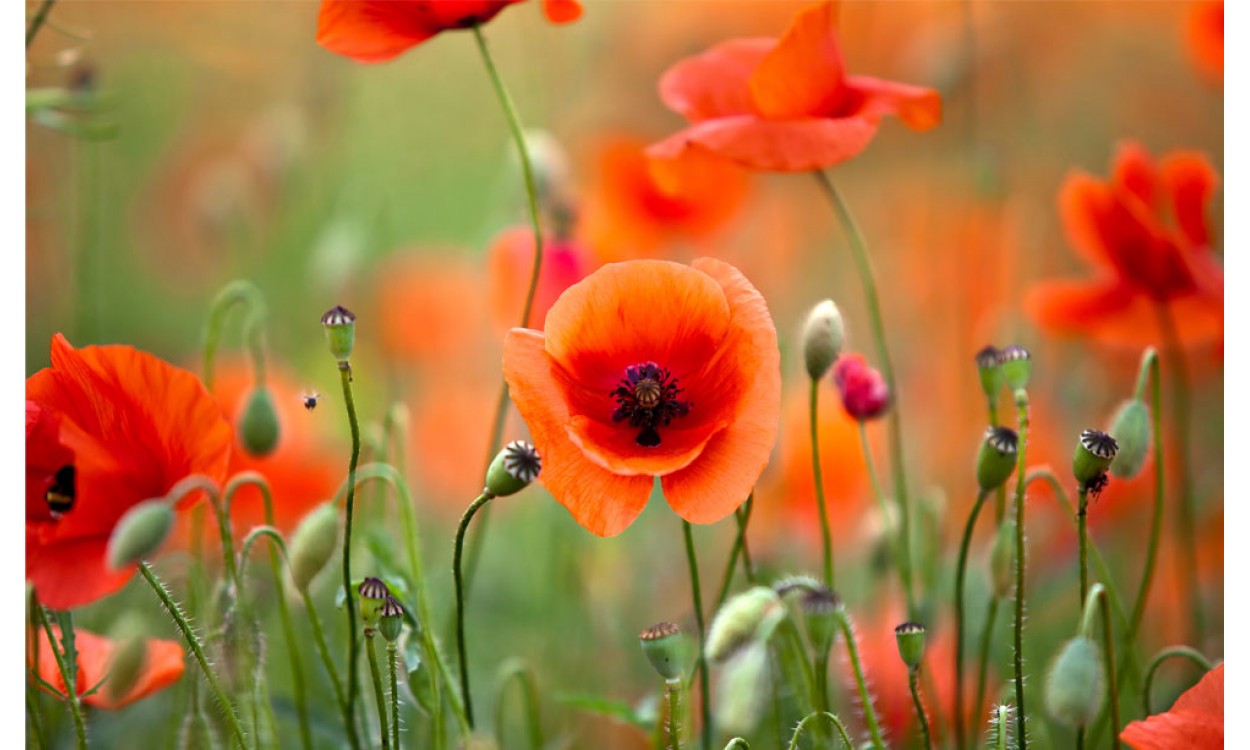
[1073, 429, 1118, 489]
[639, 621, 688, 681]
[379, 595, 404, 643]
[485, 440, 542, 497]
[1045, 636, 1105, 729]
[238, 386, 280, 457]
[107, 500, 174, 569]
[997, 345, 1032, 391]
[705, 586, 784, 664]
[1107, 399, 1150, 479]
[975, 345, 1004, 402]
[797, 585, 841, 657]
[802, 300, 845, 380]
[358, 577, 390, 627]
[288, 503, 339, 592]
[320, 305, 356, 363]
[976, 426, 1019, 492]
[988, 521, 1015, 599]
[894, 621, 927, 670]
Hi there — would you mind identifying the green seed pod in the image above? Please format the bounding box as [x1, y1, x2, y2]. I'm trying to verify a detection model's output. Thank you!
[1044, 636, 1105, 729]
[798, 586, 841, 657]
[976, 426, 1019, 492]
[1073, 429, 1118, 489]
[378, 595, 404, 643]
[894, 621, 927, 670]
[1107, 399, 1150, 479]
[288, 503, 339, 592]
[705, 586, 784, 664]
[997, 345, 1032, 391]
[105, 631, 149, 704]
[484, 440, 542, 497]
[988, 520, 1015, 599]
[975, 345, 1004, 402]
[238, 386, 280, 457]
[358, 577, 390, 627]
[802, 300, 845, 380]
[320, 305, 356, 363]
[107, 500, 174, 569]
[639, 621, 688, 681]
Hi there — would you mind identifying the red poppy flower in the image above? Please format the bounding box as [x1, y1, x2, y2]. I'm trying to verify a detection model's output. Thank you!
[30, 625, 185, 710]
[26, 334, 232, 610]
[647, 1, 940, 172]
[1025, 141, 1223, 350]
[486, 225, 592, 333]
[503, 258, 781, 536]
[317, 0, 582, 63]
[1186, 1, 1223, 82]
[1121, 663, 1223, 749]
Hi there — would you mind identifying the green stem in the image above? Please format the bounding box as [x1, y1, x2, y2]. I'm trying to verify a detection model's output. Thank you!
[138, 561, 247, 748]
[834, 610, 885, 750]
[1009, 388, 1030, 750]
[1141, 646, 1213, 715]
[302, 587, 358, 749]
[814, 171, 914, 616]
[366, 636, 391, 749]
[33, 604, 87, 750]
[1079, 585, 1121, 750]
[814, 652, 830, 717]
[201, 279, 267, 392]
[909, 669, 933, 750]
[994, 704, 1011, 750]
[1078, 487, 1089, 605]
[454, 492, 495, 728]
[682, 521, 711, 750]
[787, 711, 854, 749]
[857, 421, 914, 609]
[954, 489, 989, 750]
[336, 362, 363, 738]
[809, 378, 836, 588]
[1129, 348, 1163, 640]
[389, 643, 401, 750]
[665, 678, 684, 750]
[973, 596, 1000, 741]
[26, 0, 57, 47]
[715, 494, 756, 610]
[495, 659, 544, 750]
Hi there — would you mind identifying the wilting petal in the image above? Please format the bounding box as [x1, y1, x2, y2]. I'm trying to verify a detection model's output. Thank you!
[648, 114, 879, 173]
[844, 75, 942, 131]
[658, 38, 775, 123]
[749, 1, 846, 118]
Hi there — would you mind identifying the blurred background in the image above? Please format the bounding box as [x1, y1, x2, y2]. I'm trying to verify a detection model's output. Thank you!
[26, 2, 1222, 747]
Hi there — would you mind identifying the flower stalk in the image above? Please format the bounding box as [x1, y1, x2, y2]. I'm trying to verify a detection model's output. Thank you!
[454, 491, 495, 728]
[682, 520, 712, 750]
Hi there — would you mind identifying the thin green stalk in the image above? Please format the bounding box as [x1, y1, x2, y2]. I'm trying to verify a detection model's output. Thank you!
[787, 711, 854, 749]
[993, 704, 1012, 750]
[715, 494, 756, 610]
[1078, 487, 1090, 604]
[1079, 585, 1121, 750]
[954, 489, 990, 750]
[26, 0, 57, 47]
[973, 597, 1000, 742]
[366, 636, 391, 749]
[1141, 646, 1213, 715]
[857, 421, 915, 609]
[810, 378, 836, 588]
[495, 659, 543, 750]
[454, 492, 495, 728]
[138, 561, 247, 748]
[909, 669, 933, 750]
[33, 604, 86, 750]
[834, 610, 885, 750]
[201, 279, 267, 392]
[814, 652, 830, 716]
[336, 362, 363, 737]
[389, 643, 401, 750]
[665, 678, 684, 750]
[301, 587, 358, 749]
[814, 171, 914, 616]
[1129, 348, 1163, 640]
[1009, 388, 1030, 750]
[682, 521, 711, 750]
[26, 677, 46, 750]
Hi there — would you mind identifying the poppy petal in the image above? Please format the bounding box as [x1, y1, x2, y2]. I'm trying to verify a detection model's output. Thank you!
[1112, 141, 1160, 209]
[27, 537, 135, 611]
[1057, 171, 1121, 272]
[542, 0, 582, 24]
[32, 626, 185, 709]
[316, 0, 439, 63]
[1120, 664, 1223, 749]
[749, 1, 847, 119]
[567, 415, 725, 476]
[503, 329, 653, 537]
[648, 114, 879, 173]
[844, 75, 942, 131]
[1161, 150, 1219, 250]
[658, 38, 775, 123]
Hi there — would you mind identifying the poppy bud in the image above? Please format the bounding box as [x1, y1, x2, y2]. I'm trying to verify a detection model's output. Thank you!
[802, 300, 845, 380]
[997, 345, 1032, 391]
[716, 641, 770, 735]
[379, 595, 404, 643]
[988, 521, 1015, 599]
[1073, 429, 1118, 489]
[705, 586, 784, 664]
[1044, 636, 1104, 729]
[320, 305, 356, 363]
[484, 440, 542, 497]
[107, 500, 174, 569]
[975, 345, 1004, 401]
[105, 630, 149, 704]
[639, 621, 688, 681]
[289, 503, 339, 592]
[894, 621, 927, 670]
[977, 426, 1019, 492]
[358, 577, 390, 628]
[832, 353, 890, 421]
[238, 386, 280, 457]
[1107, 399, 1150, 479]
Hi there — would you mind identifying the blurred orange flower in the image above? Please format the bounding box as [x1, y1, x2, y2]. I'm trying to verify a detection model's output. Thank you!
[1025, 141, 1223, 350]
[648, 1, 940, 172]
[375, 252, 490, 372]
[1186, 1, 1223, 82]
[30, 626, 186, 710]
[1121, 663, 1223, 749]
[317, 0, 581, 63]
[25, 335, 233, 610]
[486, 225, 592, 333]
[503, 259, 780, 536]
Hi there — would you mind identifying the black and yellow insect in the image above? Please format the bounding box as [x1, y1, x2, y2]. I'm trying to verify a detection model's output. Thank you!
[46, 465, 76, 515]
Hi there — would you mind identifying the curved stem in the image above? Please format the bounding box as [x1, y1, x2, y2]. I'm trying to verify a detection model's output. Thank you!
[810, 378, 836, 588]
[388, 643, 400, 750]
[495, 660, 544, 750]
[1009, 389, 1030, 750]
[201, 279, 267, 392]
[26, 0, 57, 48]
[787, 711, 854, 750]
[366, 636, 390, 749]
[974, 597, 1000, 739]
[857, 421, 914, 609]
[336, 362, 363, 737]
[1079, 585, 1121, 750]
[954, 490, 989, 750]
[909, 669, 933, 750]
[167, 475, 237, 587]
[1129, 348, 1164, 640]
[834, 610, 885, 750]
[454, 492, 495, 728]
[715, 493, 755, 610]
[682, 521, 711, 750]
[1141, 646, 1213, 716]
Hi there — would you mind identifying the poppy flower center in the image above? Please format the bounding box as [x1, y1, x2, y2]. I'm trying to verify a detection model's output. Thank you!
[610, 362, 692, 448]
[46, 464, 76, 516]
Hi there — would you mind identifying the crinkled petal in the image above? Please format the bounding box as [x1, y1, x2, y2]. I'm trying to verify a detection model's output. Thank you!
[749, 1, 847, 118]
[659, 38, 775, 122]
[1121, 664, 1223, 750]
[648, 114, 879, 173]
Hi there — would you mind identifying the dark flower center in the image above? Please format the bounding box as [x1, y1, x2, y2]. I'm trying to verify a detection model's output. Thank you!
[610, 362, 692, 447]
[46, 464, 76, 516]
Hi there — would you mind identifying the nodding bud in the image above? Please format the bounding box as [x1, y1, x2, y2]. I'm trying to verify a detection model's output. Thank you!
[1073, 429, 1118, 490]
[1107, 399, 1150, 479]
[379, 595, 404, 643]
[1045, 636, 1105, 729]
[988, 521, 1015, 599]
[238, 386, 280, 457]
[289, 503, 339, 592]
[485, 440, 542, 497]
[320, 305, 356, 363]
[107, 500, 174, 569]
[975, 345, 1004, 401]
[105, 631, 149, 704]
[997, 345, 1032, 391]
[357, 577, 391, 628]
[705, 586, 785, 664]
[639, 621, 688, 681]
[977, 426, 1019, 492]
[802, 300, 845, 380]
[523, 129, 572, 211]
[894, 621, 927, 670]
[832, 353, 890, 421]
[715, 641, 771, 735]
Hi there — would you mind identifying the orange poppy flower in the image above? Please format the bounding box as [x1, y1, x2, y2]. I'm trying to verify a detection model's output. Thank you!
[26, 334, 232, 610]
[317, 0, 582, 63]
[374, 251, 490, 372]
[486, 225, 593, 333]
[1025, 141, 1223, 351]
[30, 625, 185, 710]
[1121, 663, 1223, 749]
[502, 258, 780, 536]
[1186, 1, 1223, 82]
[647, 1, 941, 172]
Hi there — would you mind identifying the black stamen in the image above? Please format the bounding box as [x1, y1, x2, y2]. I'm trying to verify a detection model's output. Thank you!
[46, 465, 76, 515]
[610, 362, 692, 447]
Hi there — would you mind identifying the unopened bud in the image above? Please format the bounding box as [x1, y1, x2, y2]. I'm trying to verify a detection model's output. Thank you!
[358, 577, 390, 628]
[832, 353, 890, 421]
[485, 440, 541, 497]
[1073, 429, 1118, 490]
[379, 595, 404, 643]
[105, 632, 149, 704]
[705, 586, 784, 664]
[988, 521, 1015, 599]
[716, 641, 770, 735]
[107, 500, 174, 569]
[976, 426, 1019, 492]
[238, 386, 280, 457]
[289, 503, 339, 592]
[1107, 399, 1150, 479]
[975, 345, 1004, 401]
[997, 345, 1032, 391]
[1044, 636, 1105, 729]
[320, 305, 356, 363]
[639, 621, 688, 681]
[894, 621, 927, 670]
[802, 300, 845, 380]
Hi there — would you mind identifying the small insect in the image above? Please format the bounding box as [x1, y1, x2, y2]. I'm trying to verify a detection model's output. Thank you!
[46, 465, 76, 516]
[301, 391, 321, 411]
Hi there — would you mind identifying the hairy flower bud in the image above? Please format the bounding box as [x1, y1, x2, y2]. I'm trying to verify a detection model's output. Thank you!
[288, 503, 339, 592]
[105, 629, 149, 704]
[706, 586, 784, 664]
[238, 386, 280, 457]
[1045, 637, 1105, 729]
[107, 500, 174, 569]
[1107, 399, 1150, 479]
[802, 300, 845, 380]
[485, 440, 542, 497]
[639, 621, 688, 681]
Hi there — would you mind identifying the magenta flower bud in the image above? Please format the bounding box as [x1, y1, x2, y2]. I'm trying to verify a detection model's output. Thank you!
[832, 353, 890, 421]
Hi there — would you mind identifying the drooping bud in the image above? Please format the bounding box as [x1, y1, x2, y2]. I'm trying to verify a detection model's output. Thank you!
[107, 500, 174, 569]
[997, 345, 1032, 391]
[894, 621, 927, 670]
[1107, 399, 1150, 479]
[320, 305, 356, 363]
[639, 621, 688, 681]
[975, 345, 1004, 401]
[832, 353, 890, 421]
[715, 641, 770, 735]
[358, 577, 390, 629]
[988, 521, 1015, 599]
[238, 386, 280, 457]
[977, 426, 1019, 492]
[802, 300, 845, 380]
[1044, 636, 1105, 729]
[105, 625, 149, 704]
[288, 503, 339, 592]
[379, 595, 404, 643]
[705, 586, 784, 664]
[772, 573, 823, 599]
[485, 440, 542, 497]
[1073, 429, 1118, 490]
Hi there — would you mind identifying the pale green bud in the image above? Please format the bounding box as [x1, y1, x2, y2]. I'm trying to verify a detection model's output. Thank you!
[107, 500, 174, 569]
[288, 503, 339, 592]
[238, 386, 280, 457]
[802, 300, 845, 380]
[1045, 637, 1105, 729]
[705, 586, 784, 664]
[1108, 399, 1150, 479]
